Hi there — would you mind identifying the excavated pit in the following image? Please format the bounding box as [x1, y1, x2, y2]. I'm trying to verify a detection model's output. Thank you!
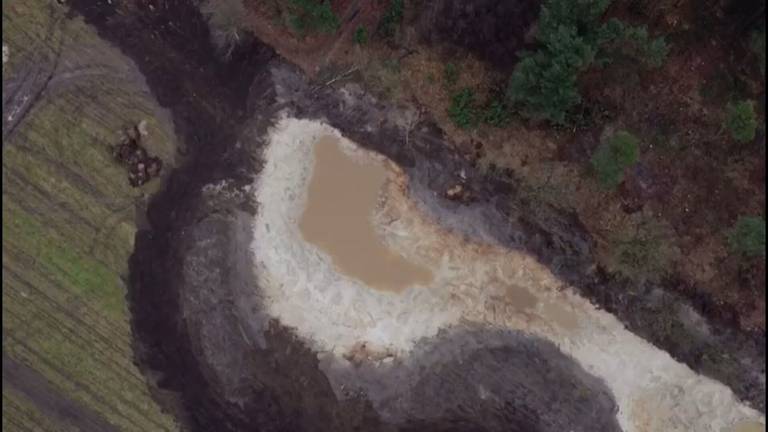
[250, 116, 764, 431]
[63, 1, 766, 431]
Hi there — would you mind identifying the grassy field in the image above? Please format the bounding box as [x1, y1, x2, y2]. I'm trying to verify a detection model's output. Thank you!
[2, 1, 178, 430]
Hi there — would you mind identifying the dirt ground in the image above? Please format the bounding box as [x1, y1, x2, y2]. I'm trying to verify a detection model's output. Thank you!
[52, 0, 766, 430]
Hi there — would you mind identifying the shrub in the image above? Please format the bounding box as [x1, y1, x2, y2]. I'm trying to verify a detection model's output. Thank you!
[354, 26, 368, 45]
[506, 28, 594, 125]
[643, 37, 669, 68]
[605, 216, 678, 282]
[364, 58, 402, 98]
[377, 0, 404, 39]
[724, 100, 758, 143]
[613, 233, 668, 281]
[507, 0, 668, 124]
[382, 58, 400, 73]
[611, 24, 669, 68]
[448, 88, 480, 129]
[535, 0, 610, 37]
[590, 130, 640, 188]
[482, 97, 512, 127]
[443, 62, 459, 87]
[728, 216, 766, 257]
[287, 0, 339, 36]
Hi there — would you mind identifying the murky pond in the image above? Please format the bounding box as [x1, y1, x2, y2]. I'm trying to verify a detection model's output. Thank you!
[299, 135, 433, 292]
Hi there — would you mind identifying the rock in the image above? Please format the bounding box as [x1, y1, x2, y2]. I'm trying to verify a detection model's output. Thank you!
[446, 184, 464, 200]
[113, 130, 162, 187]
[137, 119, 149, 136]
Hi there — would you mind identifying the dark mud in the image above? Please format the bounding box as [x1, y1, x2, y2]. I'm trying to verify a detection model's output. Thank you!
[66, 0, 764, 430]
[416, 0, 541, 70]
[316, 326, 620, 432]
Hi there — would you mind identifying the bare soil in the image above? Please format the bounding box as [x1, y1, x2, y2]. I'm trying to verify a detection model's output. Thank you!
[59, 0, 766, 430]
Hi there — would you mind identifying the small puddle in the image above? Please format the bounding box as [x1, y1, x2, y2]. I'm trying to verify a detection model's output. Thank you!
[299, 136, 433, 292]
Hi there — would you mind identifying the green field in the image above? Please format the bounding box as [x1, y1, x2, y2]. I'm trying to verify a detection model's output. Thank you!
[2, 1, 178, 430]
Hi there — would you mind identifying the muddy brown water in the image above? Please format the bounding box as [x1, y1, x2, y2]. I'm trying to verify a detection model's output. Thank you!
[299, 136, 433, 292]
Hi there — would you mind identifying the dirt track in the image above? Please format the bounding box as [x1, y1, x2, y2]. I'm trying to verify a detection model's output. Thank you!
[57, 0, 766, 431]
[3, 352, 119, 432]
